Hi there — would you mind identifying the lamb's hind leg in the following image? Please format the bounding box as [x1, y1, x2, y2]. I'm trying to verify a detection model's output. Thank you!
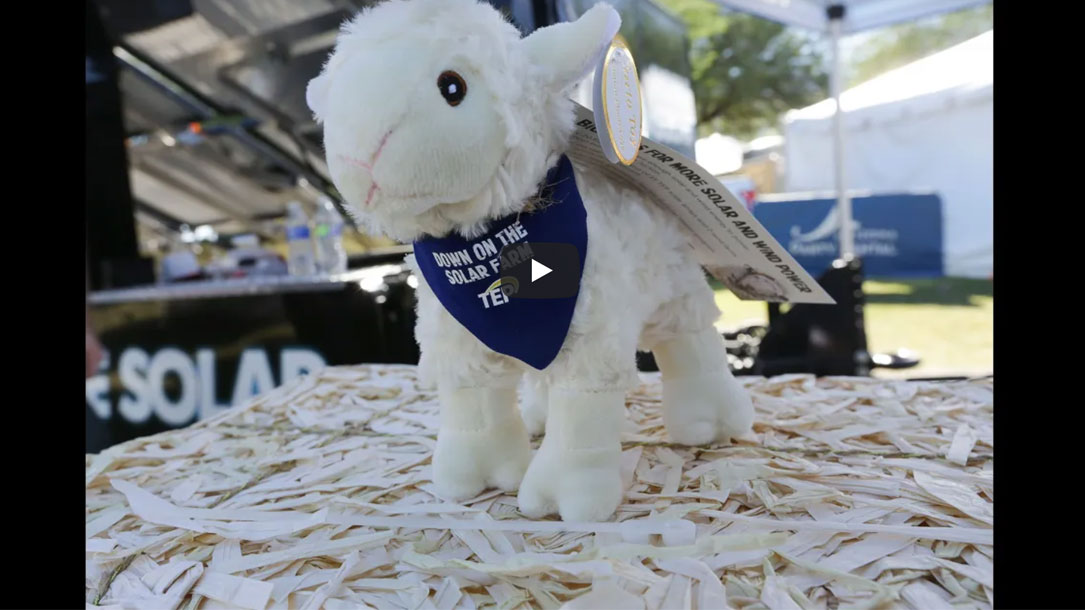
[642, 279, 754, 445]
[519, 370, 549, 437]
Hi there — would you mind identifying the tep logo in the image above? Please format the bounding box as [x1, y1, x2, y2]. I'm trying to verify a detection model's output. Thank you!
[497, 241, 581, 300]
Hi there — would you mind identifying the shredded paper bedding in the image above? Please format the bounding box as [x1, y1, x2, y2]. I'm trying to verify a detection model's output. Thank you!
[86, 364, 993, 609]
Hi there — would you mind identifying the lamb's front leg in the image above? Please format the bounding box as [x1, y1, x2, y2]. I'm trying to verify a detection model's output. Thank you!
[411, 259, 532, 501]
[434, 378, 533, 500]
[517, 383, 624, 521]
[517, 321, 635, 522]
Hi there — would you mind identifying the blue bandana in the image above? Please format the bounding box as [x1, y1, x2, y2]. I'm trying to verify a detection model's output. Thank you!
[412, 155, 587, 370]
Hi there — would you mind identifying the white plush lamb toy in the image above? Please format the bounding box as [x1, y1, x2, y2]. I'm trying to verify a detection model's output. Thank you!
[308, 0, 754, 522]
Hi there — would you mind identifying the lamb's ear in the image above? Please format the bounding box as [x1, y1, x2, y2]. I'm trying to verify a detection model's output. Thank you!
[521, 3, 621, 90]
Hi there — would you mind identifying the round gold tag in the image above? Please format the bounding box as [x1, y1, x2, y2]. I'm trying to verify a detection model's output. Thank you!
[592, 35, 643, 166]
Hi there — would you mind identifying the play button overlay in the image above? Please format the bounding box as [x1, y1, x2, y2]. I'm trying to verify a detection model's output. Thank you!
[531, 260, 552, 282]
[499, 241, 580, 299]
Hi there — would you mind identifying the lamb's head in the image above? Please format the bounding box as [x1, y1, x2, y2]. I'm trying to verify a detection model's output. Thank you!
[307, 0, 620, 241]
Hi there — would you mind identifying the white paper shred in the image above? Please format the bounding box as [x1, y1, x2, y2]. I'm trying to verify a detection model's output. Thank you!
[945, 424, 979, 466]
[86, 364, 993, 608]
[760, 560, 802, 610]
[562, 579, 645, 609]
[193, 572, 274, 609]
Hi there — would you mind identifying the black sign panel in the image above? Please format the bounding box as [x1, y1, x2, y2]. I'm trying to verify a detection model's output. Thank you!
[86, 270, 419, 453]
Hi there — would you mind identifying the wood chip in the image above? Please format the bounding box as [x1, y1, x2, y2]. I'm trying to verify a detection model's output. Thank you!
[87, 365, 993, 608]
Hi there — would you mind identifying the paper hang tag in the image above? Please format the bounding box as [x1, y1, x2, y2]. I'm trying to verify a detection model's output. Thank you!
[565, 103, 836, 305]
[592, 35, 642, 166]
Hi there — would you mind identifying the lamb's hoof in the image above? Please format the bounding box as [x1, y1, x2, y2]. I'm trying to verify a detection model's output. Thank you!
[518, 447, 622, 522]
[433, 426, 531, 500]
[663, 373, 754, 445]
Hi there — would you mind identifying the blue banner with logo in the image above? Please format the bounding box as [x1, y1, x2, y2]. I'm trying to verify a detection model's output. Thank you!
[753, 193, 944, 278]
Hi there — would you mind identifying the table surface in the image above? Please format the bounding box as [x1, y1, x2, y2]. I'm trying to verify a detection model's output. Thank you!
[86, 365, 993, 609]
[88, 265, 408, 304]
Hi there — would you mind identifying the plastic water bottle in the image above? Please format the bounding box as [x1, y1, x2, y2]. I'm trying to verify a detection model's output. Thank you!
[313, 198, 347, 275]
[285, 202, 316, 276]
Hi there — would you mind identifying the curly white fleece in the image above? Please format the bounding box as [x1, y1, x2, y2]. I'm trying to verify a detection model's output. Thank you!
[309, 0, 753, 522]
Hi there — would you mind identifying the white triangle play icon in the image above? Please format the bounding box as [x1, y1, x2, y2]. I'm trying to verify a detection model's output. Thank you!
[531, 259, 553, 282]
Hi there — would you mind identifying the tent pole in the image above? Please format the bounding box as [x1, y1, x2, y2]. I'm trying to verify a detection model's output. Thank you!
[828, 7, 854, 258]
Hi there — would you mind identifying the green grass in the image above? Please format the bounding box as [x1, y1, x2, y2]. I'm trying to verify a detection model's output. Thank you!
[712, 278, 993, 378]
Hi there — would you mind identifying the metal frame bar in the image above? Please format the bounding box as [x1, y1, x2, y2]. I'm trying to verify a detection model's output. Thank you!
[828, 12, 853, 258]
[134, 199, 187, 232]
[133, 158, 257, 226]
[112, 43, 348, 215]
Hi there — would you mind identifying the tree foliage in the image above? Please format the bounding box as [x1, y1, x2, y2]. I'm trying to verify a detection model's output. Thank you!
[848, 4, 993, 87]
[656, 0, 829, 139]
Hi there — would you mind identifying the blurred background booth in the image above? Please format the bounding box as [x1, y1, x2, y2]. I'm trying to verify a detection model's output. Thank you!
[86, 0, 993, 451]
[84, 0, 702, 451]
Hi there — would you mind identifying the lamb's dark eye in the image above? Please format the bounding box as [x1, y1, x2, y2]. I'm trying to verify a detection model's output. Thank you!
[437, 70, 467, 106]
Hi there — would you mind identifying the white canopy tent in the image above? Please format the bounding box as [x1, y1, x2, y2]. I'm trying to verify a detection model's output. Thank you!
[784, 31, 992, 277]
[710, 0, 992, 257]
